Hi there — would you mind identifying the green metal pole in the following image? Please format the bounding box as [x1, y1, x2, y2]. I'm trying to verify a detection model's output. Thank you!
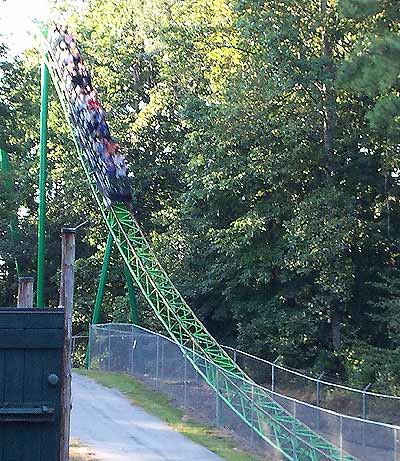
[36, 61, 49, 307]
[92, 232, 113, 324]
[85, 232, 139, 368]
[0, 148, 10, 175]
[0, 149, 21, 277]
[84, 232, 113, 368]
[124, 262, 140, 324]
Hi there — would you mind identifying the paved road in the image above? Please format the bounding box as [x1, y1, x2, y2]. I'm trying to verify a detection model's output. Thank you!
[71, 373, 223, 461]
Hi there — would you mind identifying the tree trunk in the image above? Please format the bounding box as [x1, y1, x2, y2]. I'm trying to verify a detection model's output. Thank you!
[320, 0, 336, 171]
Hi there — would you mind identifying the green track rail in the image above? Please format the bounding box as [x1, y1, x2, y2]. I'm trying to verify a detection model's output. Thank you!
[34, 25, 359, 461]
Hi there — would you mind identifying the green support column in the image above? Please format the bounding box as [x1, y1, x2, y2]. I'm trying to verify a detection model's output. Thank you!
[92, 232, 113, 325]
[85, 232, 113, 368]
[0, 149, 21, 277]
[36, 62, 49, 307]
[123, 262, 140, 324]
[85, 232, 140, 368]
[91, 232, 139, 326]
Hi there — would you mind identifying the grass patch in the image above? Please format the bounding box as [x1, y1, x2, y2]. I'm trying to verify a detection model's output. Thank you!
[75, 369, 267, 461]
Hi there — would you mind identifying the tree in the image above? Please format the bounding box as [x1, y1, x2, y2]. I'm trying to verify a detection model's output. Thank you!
[339, 0, 400, 144]
[1, 0, 400, 389]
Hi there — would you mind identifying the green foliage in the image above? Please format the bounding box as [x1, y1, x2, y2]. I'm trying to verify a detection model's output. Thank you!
[1, 0, 400, 392]
[339, 0, 400, 143]
[343, 342, 400, 393]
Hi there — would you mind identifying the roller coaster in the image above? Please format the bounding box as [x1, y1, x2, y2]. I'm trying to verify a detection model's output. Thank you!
[3, 22, 363, 461]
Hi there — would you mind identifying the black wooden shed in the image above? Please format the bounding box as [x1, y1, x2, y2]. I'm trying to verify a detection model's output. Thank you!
[0, 308, 65, 460]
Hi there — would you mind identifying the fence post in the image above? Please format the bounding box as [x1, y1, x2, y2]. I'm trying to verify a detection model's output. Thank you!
[316, 372, 324, 407]
[361, 383, 372, 448]
[184, 354, 188, 408]
[71, 336, 76, 368]
[250, 384, 255, 446]
[88, 326, 93, 370]
[107, 330, 111, 372]
[135, 333, 144, 375]
[339, 415, 343, 458]
[233, 349, 237, 363]
[17, 277, 34, 308]
[161, 340, 165, 383]
[215, 367, 222, 426]
[59, 228, 76, 461]
[155, 335, 160, 388]
[271, 356, 281, 393]
[362, 383, 372, 420]
[271, 364, 275, 392]
[293, 399, 297, 447]
[130, 334, 135, 375]
[316, 372, 325, 431]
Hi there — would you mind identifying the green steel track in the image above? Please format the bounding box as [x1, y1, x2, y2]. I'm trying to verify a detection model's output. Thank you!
[34, 26, 359, 461]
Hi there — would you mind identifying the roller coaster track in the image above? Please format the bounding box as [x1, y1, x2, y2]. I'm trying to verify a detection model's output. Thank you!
[35, 25, 358, 461]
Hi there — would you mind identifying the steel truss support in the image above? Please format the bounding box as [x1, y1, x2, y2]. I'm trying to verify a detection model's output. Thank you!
[124, 261, 140, 325]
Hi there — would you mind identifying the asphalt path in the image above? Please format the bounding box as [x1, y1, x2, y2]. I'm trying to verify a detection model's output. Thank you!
[71, 373, 223, 461]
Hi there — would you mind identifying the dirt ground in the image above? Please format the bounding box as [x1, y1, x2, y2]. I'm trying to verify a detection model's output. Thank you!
[70, 439, 96, 461]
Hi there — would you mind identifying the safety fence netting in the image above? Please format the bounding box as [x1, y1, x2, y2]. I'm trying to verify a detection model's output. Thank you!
[223, 347, 400, 427]
[88, 323, 400, 461]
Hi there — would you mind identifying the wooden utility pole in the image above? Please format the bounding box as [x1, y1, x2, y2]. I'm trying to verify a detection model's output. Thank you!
[17, 277, 34, 308]
[59, 228, 76, 461]
[320, 0, 341, 352]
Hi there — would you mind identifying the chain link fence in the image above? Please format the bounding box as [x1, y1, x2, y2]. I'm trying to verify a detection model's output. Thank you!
[87, 323, 400, 461]
[88, 324, 265, 453]
[223, 347, 400, 426]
